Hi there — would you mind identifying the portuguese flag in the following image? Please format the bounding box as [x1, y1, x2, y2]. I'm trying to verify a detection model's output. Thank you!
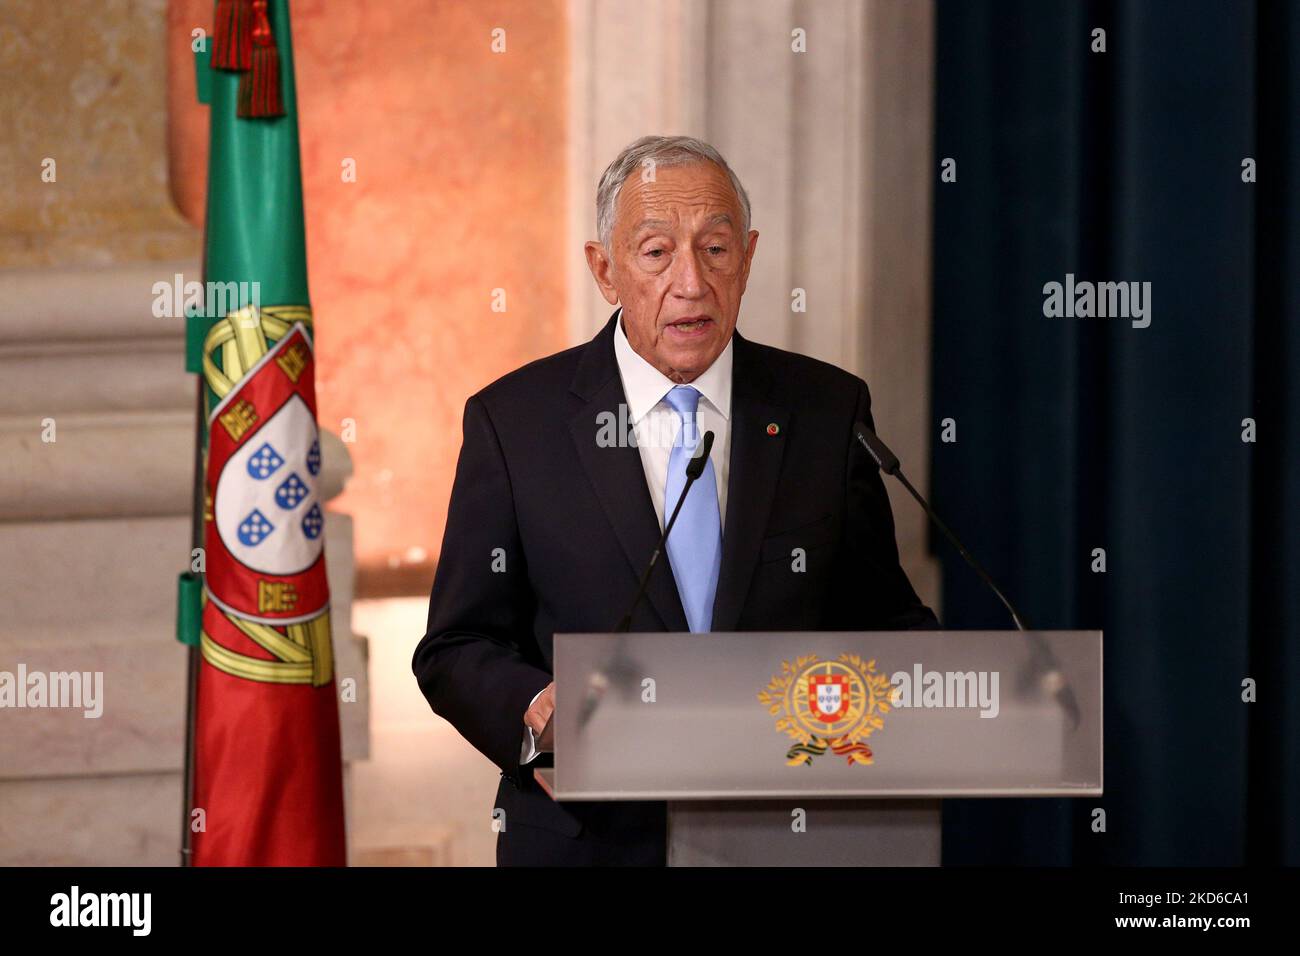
[181, 0, 346, 866]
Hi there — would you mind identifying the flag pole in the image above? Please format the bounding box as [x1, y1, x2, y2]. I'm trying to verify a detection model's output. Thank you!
[180, 374, 206, 867]
[178, 10, 214, 872]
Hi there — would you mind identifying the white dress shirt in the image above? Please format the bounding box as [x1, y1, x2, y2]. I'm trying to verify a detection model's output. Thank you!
[611, 308, 733, 530]
[521, 308, 735, 763]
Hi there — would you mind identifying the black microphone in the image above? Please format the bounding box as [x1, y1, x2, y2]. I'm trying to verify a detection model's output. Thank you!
[615, 430, 715, 633]
[853, 422, 1029, 631]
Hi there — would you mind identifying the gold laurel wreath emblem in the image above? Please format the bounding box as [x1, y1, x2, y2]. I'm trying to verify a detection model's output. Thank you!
[202, 304, 313, 400]
[198, 304, 333, 687]
[758, 653, 892, 766]
[199, 594, 335, 687]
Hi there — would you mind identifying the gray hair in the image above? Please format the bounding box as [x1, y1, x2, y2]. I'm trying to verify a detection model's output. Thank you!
[595, 135, 752, 249]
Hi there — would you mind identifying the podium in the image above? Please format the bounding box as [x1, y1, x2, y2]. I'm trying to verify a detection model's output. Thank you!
[535, 630, 1102, 866]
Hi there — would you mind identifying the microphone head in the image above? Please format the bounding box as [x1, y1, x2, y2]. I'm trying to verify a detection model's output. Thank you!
[853, 422, 901, 475]
[686, 430, 715, 480]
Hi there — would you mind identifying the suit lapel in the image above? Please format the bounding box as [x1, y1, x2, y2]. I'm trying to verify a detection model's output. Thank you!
[569, 312, 688, 632]
[711, 333, 789, 632]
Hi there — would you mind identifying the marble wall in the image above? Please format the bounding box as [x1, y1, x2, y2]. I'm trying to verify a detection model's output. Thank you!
[0, 0, 197, 268]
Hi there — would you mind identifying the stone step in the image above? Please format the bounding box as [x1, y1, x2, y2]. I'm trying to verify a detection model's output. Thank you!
[0, 616, 369, 779]
[0, 415, 353, 522]
[0, 767, 360, 866]
[0, 513, 369, 777]
[0, 771, 183, 866]
[1, 511, 356, 630]
[0, 337, 191, 417]
[0, 260, 199, 345]
[0, 514, 190, 628]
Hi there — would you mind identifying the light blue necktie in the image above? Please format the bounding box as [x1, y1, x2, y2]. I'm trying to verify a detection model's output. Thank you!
[663, 386, 722, 633]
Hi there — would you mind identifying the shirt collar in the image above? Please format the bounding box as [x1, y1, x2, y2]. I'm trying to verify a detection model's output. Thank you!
[612, 307, 734, 424]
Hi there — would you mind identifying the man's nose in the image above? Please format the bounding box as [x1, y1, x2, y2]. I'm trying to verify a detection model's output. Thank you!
[669, 248, 706, 298]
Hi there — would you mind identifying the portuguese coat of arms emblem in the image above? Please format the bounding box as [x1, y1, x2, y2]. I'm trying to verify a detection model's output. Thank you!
[758, 654, 892, 766]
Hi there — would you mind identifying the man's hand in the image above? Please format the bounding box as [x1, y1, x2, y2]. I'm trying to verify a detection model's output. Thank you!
[524, 681, 555, 752]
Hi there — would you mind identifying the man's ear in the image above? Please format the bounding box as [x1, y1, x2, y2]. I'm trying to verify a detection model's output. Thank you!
[584, 241, 621, 306]
[743, 231, 759, 280]
[738, 229, 760, 292]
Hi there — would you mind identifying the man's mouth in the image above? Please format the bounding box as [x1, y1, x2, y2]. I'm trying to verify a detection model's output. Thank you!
[666, 316, 713, 336]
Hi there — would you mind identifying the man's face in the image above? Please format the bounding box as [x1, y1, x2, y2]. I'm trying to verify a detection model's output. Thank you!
[585, 161, 759, 383]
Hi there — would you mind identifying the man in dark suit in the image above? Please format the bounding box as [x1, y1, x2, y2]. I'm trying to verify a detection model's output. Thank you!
[413, 135, 937, 866]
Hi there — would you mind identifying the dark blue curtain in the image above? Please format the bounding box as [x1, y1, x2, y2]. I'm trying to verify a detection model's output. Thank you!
[932, 0, 1298, 865]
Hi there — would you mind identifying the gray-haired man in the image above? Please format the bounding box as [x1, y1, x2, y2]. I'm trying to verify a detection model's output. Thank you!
[413, 135, 936, 866]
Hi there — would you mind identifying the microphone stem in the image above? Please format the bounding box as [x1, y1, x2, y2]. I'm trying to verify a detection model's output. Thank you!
[615, 472, 699, 632]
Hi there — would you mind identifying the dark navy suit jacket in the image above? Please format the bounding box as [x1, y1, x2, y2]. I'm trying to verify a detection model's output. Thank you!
[412, 311, 937, 865]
